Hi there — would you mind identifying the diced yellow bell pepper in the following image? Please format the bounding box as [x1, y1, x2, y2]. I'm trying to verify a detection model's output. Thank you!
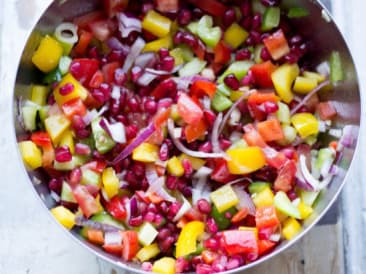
[32, 35, 63, 73]
[152, 257, 176, 274]
[293, 76, 318, 94]
[210, 185, 239, 213]
[178, 154, 206, 170]
[132, 143, 159, 163]
[167, 156, 185, 177]
[282, 218, 302, 240]
[31, 85, 49, 106]
[136, 243, 160, 262]
[252, 187, 275, 208]
[143, 36, 172, 52]
[169, 48, 184, 66]
[95, 194, 105, 213]
[50, 205, 76, 230]
[303, 71, 326, 83]
[176, 221, 204, 258]
[291, 113, 319, 138]
[226, 147, 266, 175]
[45, 114, 71, 145]
[230, 90, 246, 101]
[298, 201, 314, 219]
[59, 130, 75, 154]
[102, 167, 120, 199]
[170, 104, 181, 121]
[18, 141, 42, 170]
[271, 63, 300, 103]
[224, 23, 249, 49]
[54, 73, 88, 106]
[142, 10, 172, 38]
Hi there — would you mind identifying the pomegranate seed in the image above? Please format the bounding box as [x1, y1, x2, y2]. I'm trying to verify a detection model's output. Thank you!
[287, 190, 298, 201]
[131, 66, 143, 82]
[154, 214, 165, 227]
[289, 35, 303, 46]
[159, 236, 175, 252]
[282, 147, 295, 159]
[212, 263, 225, 272]
[159, 142, 169, 161]
[166, 175, 178, 190]
[159, 48, 169, 59]
[250, 30, 261, 45]
[204, 238, 220, 250]
[128, 97, 140, 112]
[144, 212, 156, 222]
[263, 101, 279, 113]
[55, 146, 72, 162]
[173, 31, 184, 44]
[198, 141, 213, 153]
[142, 2, 154, 14]
[178, 9, 192, 26]
[75, 128, 91, 139]
[261, 0, 280, 6]
[75, 143, 91, 155]
[157, 228, 171, 240]
[47, 94, 56, 105]
[197, 199, 211, 214]
[225, 211, 233, 219]
[131, 162, 145, 178]
[207, 217, 218, 233]
[129, 216, 143, 227]
[88, 46, 99, 58]
[203, 109, 217, 129]
[158, 98, 174, 109]
[161, 56, 175, 71]
[107, 50, 125, 63]
[69, 168, 82, 186]
[240, 16, 252, 30]
[191, 256, 203, 268]
[71, 115, 86, 130]
[126, 124, 139, 139]
[241, 72, 255, 86]
[182, 32, 197, 48]
[59, 83, 74, 96]
[193, 8, 204, 19]
[220, 138, 232, 150]
[252, 13, 262, 30]
[182, 159, 193, 177]
[181, 186, 192, 197]
[284, 53, 299, 64]
[159, 202, 169, 214]
[91, 88, 106, 103]
[175, 257, 190, 273]
[226, 258, 240, 270]
[114, 68, 127, 85]
[240, 0, 252, 17]
[236, 49, 251, 60]
[147, 203, 158, 214]
[144, 99, 158, 115]
[49, 178, 62, 195]
[196, 264, 213, 274]
[223, 8, 237, 27]
[69, 62, 81, 78]
[260, 47, 271, 61]
[261, 33, 271, 42]
[168, 202, 182, 218]
[224, 74, 240, 90]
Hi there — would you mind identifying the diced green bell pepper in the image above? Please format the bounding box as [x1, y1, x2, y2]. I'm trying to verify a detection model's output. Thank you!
[288, 7, 309, 18]
[197, 15, 222, 48]
[179, 58, 207, 77]
[262, 7, 280, 31]
[248, 182, 271, 194]
[211, 205, 237, 231]
[43, 68, 62, 84]
[91, 212, 125, 229]
[217, 83, 232, 97]
[61, 181, 76, 203]
[218, 61, 254, 83]
[22, 104, 39, 131]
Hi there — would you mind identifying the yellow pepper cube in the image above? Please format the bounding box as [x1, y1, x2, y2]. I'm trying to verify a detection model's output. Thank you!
[50, 205, 76, 230]
[178, 154, 206, 170]
[169, 48, 185, 66]
[132, 143, 159, 163]
[252, 187, 275, 208]
[31, 85, 49, 106]
[303, 71, 326, 83]
[226, 147, 266, 175]
[298, 201, 314, 219]
[291, 113, 319, 138]
[176, 221, 204, 258]
[210, 185, 239, 213]
[54, 73, 88, 106]
[32, 35, 63, 73]
[59, 130, 75, 154]
[271, 63, 300, 103]
[136, 243, 160, 262]
[45, 114, 71, 145]
[230, 90, 246, 101]
[167, 156, 185, 177]
[142, 10, 172, 38]
[293, 76, 318, 94]
[143, 36, 172, 52]
[224, 23, 249, 49]
[152, 257, 176, 274]
[282, 218, 302, 240]
[18, 141, 42, 170]
[102, 167, 120, 199]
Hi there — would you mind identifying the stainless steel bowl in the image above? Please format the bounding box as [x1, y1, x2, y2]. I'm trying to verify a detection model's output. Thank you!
[13, 0, 361, 273]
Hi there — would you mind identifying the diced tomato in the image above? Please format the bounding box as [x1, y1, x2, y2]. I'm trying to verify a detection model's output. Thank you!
[89, 20, 113, 42]
[135, 191, 150, 204]
[257, 119, 284, 142]
[317, 101, 337, 121]
[70, 58, 99, 85]
[89, 70, 104, 88]
[73, 185, 100, 218]
[187, 0, 226, 17]
[87, 229, 105, 245]
[250, 61, 277, 88]
[155, 0, 179, 13]
[243, 124, 267, 148]
[106, 196, 127, 220]
[31, 131, 52, 148]
[214, 41, 231, 64]
[262, 147, 287, 169]
[102, 61, 120, 84]
[210, 159, 237, 183]
[263, 29, 290, 61]
[82, 160, 107, 173]
[273, 160, 297, 192]
[153, 107, 172, 129]
[190, 80, 217, 99]
[176, 216, 189, 229]
[185, 118, 207, 143]
[104, 0, 129, 18]
[247, 91, 279, 105]
[231, 208, 249, 224]
[103, 243, 123, 255]
[177, 93, 204, 124]
[42, 145, 55, 167]
[73, 11, 105, 30]
[255, 205, 280, 230]
[258, 239, 277, 256]
[148, 192, 164, 204]
[73, 31, 93, 56]
[62, 98, 87, 119]
[122, 231, 139, 261]
[222, 230, 258, 255]
[201, 250, 218, 264]
[184, 208, 203, 221]
[304, 93, 319, 113]
[248, 102, 267, 121]
[84, 90, 104, 109]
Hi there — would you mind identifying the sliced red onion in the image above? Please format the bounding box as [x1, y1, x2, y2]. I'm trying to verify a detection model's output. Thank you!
[173, 196, 192, 222]
[167, 119, 226, 159]
[104, 231, 123, 246]
[99, 118, 126, 144]
[227, 177, 252, 186]
[83, 106, 109, 125]
[135, 52, 157, 68]
[295, 175, 315, 191]
[124, 197, 131, 223]
[117, 13, 142, 38]
[147, 177, 176, 202]
[233, 185, 256, 216]
[145, 164, 158, 185]
[211, 112, 223, 153]
[173, 127, 182, 139]
[107, 37, 129, 51]
[269, 233, 281, 242]
[111, 122, 155, 164]
[137, 72, 158, 87]
[229, 108, 241, 126]
[145, 67, 173, 76]
[122, 37, 146, 72]
[75, 143, 91, 156]
[290, 80, 330, 115]
[201, 96, 211, 110]
[130, 197, 138, 217]
[75, 216, 121, 232]
[299, 154, 320, 190]
[339, 125, 358, 148]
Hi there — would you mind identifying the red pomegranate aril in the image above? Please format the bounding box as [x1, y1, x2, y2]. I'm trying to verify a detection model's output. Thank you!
[166, 175, 178, 190]
[147, 203, 158, 214]
[193, 7, 204, 19]
[107, 50, 124, 63]
[182, 158, 193, 177]
[154, 214, 165, 227]
[260, 47, 271, 61]
[142, 2, 154, 14]
[88, 46, 99, 58]
[157, 228, 171, 240]
[199, 141, 213, 153]
[182, 186, 192, 198]
[287, 190, 298, 201]
[131, 66, 143, 82]
[226, 258, 240, 270]
[175, 257, 190, 273]
[131, 162, 145, 178]
[178, 8, 192, 26]
[114, 68, 127, 85]
[55, 146, 72, 162]
[191, 256, 203, 268]
[69, 167, 82, 186]
[75, 128, 91, 139]
[241, 72, 255, 86]
[128, 97, 140, 112]
[141, 262, 152, 272]
[144, 211, 156, 222]
[224, 74, 240, 90]
[290, 35, 303, 46]
[173, 31, 184, 44]
[204, 238, 220, 250]
[75, 143, 91, 155]
[161, 56, 175, 71]
[252, 13, 262, 30]
[129, 215, 144, 227]
[159, 48, 170, 59]
[182, 32, 198, 48]
[49, 178, 62, 195]
[204, 109, 217, 129]
[159, 142, 169, 161]
[212, 263, 225, 273]
[158, 98, 173, 109]
[223, 8, 237, 27]
[282, 147, 295, 159]
[71, 115, 86, 130]
[59, 83, 74, 96]
[284, 53, 299, 64]
[197, 199, 211, 214]
[207, 217, 218, 233]
[126, 124, 139, 139]
[250, 30, 261, 45]
[263, 101, 279, 113]
[224, 211, 233, 219]
[240, 16, 252, 30]
[196, 264, 213, 274]
[236, 48, 251, 61]
[168, 202, 182, 217]
[159, 236, 175, 252]
[144, 99, 158, 115]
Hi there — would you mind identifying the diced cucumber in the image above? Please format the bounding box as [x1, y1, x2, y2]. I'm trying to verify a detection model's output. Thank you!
[91, 212, 125, 229]
[31, 85, 49, 106]
[22, 105, 39, 131]
[330, 51, 344, 83]
[299, 189, 320, 207]
[179, 58, 207, 77]
[262, 7, 280, 31]
[218, 61, 254, 83]
[38, 106, 49, 122]
[138, 222, 159, 246]
[288, 7, 309, 18]
[280, 125, 297, 144]
[254, 44, 264, 64]
[212, 92, 233, 112]
[248, 182, 271, 194]
[81, 169, 101, 187]
[274, 191, 301, 219]
[91, 117, 115, 154]
[58, 56, 72, 75]
[54, 157, 78, 171]
[179, 45, 194, 62]
[187, 21, 199, 35]
[276, 102, 291, 124]
[252, 0, 266, 14]
[61, 181, 76, 203]
[217, 83, 232, 97]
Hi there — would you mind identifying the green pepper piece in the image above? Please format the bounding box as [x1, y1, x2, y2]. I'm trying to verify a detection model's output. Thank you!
[197, 15, 222, 48]
[274, 191, 301, 219]
[61, 181, 77, 203]
[211, 205, 237, 231]
[312, 148, 336, 179]
[248, 182, 271, 194]
[43, 68, 62, 84]
[212, 92, 233, 112]
[252, 0, 266, 14]
[179, 58, 207, 77]
[91, 117, 116, 154]
[58, 56, 72, 75]
[81, 169, 101, 187]
[288, 7, 310, 18]
[22, 105, 39, 131]
[262, 7, 280, 31]
[218, 61, 254, 83]
[91, 212, 125, 229]
[330, 51, 344, 83]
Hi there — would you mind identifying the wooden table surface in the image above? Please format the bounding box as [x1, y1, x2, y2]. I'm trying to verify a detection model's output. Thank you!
[1, 1, 365, 274]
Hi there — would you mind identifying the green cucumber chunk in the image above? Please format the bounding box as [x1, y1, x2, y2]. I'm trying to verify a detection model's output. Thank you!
[91, 117, 115, 154]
